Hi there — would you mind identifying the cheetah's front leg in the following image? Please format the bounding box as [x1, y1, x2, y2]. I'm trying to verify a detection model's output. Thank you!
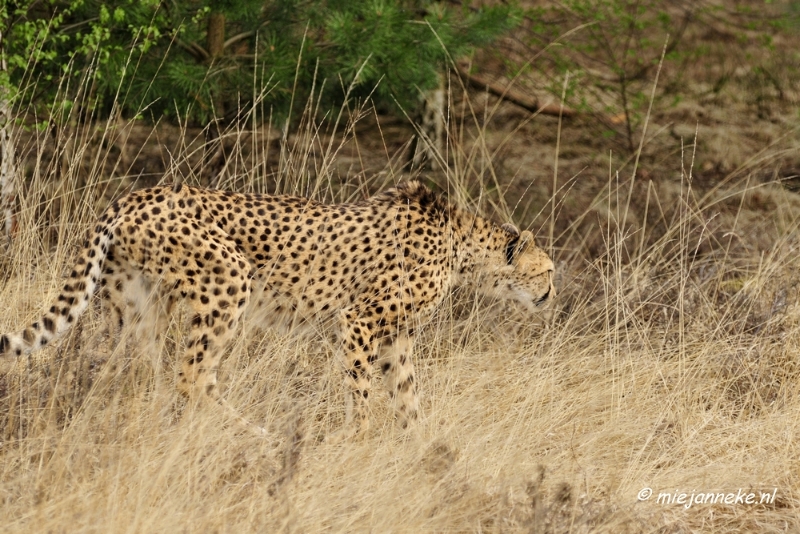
[331, 310, 377, 441]
[377, 335, 419, 428]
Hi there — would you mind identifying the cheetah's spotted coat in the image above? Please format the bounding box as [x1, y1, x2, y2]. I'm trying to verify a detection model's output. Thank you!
[1, 181, 554, 436]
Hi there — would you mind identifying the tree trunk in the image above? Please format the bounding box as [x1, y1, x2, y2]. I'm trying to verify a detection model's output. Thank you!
[207, 12, 225, 59]
[206, 14, 226, 118]
[0, 28, 17, 250]
[203, 11, 227, 186]
[409, 71, 446, 172]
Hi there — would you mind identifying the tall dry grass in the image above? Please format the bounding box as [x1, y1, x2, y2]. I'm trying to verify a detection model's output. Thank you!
[2, 62, 800, 533]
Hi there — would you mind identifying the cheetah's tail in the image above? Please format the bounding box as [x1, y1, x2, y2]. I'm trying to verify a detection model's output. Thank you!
[0, 212, 118, 358]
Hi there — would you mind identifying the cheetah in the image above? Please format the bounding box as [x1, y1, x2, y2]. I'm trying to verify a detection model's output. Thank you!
[0, 181, 554, 437]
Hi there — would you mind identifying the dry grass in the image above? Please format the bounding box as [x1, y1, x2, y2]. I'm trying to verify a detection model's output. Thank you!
[3, 80, 800, 533]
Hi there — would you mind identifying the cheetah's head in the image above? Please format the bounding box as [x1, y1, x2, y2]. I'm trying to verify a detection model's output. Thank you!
[482, 223, 555, 312]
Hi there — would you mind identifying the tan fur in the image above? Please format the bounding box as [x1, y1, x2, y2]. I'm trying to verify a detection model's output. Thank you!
[1, 181, 554, 437]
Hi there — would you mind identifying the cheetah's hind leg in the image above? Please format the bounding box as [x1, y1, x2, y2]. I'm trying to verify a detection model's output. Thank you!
[173, 233, 265, 436]
[89, 265, 176, 398]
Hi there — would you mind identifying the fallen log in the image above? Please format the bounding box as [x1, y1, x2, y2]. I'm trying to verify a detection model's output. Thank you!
[456, 65, 576, 118]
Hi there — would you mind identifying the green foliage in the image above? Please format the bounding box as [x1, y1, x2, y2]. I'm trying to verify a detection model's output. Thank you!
[524, 0, 684, 151]
[521, 0, 800, 153]
[1, 0, 520, 126]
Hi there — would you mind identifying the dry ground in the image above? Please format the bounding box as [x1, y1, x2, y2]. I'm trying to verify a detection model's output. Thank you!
[3, 35, 800, 533]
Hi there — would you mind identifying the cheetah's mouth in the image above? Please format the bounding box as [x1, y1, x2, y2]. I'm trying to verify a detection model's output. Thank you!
[509, 285, 552, 312]
[534, 286, 552, 306]
[517, 275, 555, 311]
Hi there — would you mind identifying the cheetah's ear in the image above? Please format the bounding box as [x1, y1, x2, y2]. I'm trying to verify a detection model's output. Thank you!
[507, 230, 536, 265]
[501, 223, 520, 238]
[517, 231, 536, 253]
